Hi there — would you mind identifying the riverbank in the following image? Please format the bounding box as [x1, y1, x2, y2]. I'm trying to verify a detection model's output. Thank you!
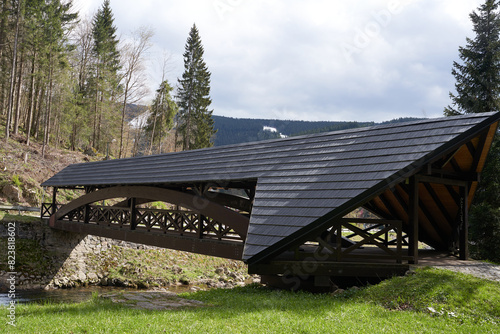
[0, 218, 257, 291]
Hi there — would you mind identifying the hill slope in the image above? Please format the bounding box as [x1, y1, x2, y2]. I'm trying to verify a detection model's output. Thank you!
[211, 115, 423, 146]
[0, 133, 98, 207]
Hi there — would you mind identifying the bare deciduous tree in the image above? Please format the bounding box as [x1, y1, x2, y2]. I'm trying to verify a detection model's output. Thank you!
[118, 26, 153, 158]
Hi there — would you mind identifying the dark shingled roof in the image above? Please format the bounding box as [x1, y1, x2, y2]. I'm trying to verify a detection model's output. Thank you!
[42, 112, 500, 262]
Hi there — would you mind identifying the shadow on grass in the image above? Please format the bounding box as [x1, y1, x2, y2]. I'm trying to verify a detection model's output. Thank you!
[12, 268, 500, 322]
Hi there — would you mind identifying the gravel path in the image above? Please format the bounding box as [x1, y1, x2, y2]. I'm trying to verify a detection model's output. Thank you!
[432, 260, 500, 282]
[415, 252, 500, 282]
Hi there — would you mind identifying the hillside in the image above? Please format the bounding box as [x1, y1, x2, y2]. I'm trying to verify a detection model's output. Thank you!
[211, 115, 424, 146]
[0, 133, 98, 208]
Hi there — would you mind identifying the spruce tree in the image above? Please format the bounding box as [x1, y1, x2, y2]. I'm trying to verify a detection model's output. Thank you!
[145, 80, 178, 154]
[445, 0, 500, 262]
[176, 24, 216, 151]
[445, 0, 500, 115]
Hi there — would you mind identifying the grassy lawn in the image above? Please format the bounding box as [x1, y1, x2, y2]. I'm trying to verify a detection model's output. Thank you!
[1, 267, 499, 333]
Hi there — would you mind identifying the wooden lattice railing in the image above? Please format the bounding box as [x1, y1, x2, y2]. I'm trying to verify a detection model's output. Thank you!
[41, 203, 244, 242]
[294, 218, 408, 264]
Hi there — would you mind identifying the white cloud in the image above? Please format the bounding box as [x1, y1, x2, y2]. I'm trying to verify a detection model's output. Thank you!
[73, 0, 485, 122]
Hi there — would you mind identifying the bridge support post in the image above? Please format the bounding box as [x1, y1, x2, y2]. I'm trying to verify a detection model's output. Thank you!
[408, 176, 419, 264]
[459, 184, 469, 260]
[130, 198, 137, 230]
[198, 214, 204, 239]
[51, 187, 58, 216]
[84, 204, 90, 224]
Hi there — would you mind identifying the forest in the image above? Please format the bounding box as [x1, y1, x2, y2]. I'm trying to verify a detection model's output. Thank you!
[0, 0, 189, 158]
[211, 115, 424, 146]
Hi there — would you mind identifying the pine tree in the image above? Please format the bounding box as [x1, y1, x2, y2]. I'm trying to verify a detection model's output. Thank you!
[176, 24, 216, 151]
[445, 0, 500, 115]
[445, 0, 500, 262]
[145, 80, 178, 154]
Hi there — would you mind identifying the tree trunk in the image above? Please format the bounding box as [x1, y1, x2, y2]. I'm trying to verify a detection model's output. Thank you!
[42, 63, 54, 157]
[33, 84, 44, 140]
[26, 52, 37, 146]
[5, 0, 22, 139]
[119, 88, 129, 158]
[13, 48, 25, 135]
[0, 0, 10, 117]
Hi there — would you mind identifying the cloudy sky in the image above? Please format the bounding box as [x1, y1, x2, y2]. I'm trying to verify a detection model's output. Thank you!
[72, 0, 484, 122]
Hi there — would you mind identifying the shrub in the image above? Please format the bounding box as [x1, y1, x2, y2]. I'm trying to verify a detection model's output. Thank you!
[11, 174, 22, 187]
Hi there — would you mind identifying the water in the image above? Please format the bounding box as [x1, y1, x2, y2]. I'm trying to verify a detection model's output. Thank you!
[0, 285, 203, 306]
[1, 287, 132, 306]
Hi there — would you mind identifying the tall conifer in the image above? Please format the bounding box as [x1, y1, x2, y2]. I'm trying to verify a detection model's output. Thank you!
[445, 0, 500, 115]
[146, 80, 178, 154]
[445, 0, 500, 261]
[176, 24, 216, 151]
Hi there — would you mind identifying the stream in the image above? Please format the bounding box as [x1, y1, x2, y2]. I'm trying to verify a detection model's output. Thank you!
[0, 285, 196, 306]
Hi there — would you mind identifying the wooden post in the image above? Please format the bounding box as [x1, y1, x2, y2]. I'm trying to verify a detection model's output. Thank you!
[198, 214, 205, 239]
[130, 198, 137, 230]
[459, 184, 469, 260]
[51, 187, 58, 216]
[396, 220, 402, 264]
[408, 176, 419, 264]
[84, 204, 90, 224]
[336, 221, 342, 261]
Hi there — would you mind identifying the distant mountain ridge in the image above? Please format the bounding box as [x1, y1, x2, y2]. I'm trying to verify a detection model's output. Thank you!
[126, 105, 425, 147]
[212, 115, 424, 146]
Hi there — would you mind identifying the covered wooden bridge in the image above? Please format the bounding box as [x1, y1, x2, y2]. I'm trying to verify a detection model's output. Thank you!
[41, 112, 499, 287]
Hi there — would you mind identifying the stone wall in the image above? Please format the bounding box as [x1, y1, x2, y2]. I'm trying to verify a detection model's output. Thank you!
[0, 219, 158, 290]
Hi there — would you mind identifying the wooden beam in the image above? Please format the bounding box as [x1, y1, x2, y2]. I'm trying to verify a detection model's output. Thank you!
[440, 148, 460, 169]
[459, 184, 469, 260]
[51, 187, 58, 216]
[408, 176, 419, 264]
[423, 183, 454, 224]
[203, 190, 252, 212]
[378, 192, 400, 220]
[471, 132, 487, 172]
[417, 175, 468, 187]
[130, 197, 137, 230]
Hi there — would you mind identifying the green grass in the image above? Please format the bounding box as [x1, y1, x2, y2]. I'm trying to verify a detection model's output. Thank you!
[1, 267, 499, 333]
[0, 212, 40, 222]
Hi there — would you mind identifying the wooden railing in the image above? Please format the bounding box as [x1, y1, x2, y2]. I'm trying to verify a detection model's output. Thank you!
[303, 218, 407, 264]
[41, 203, 244, 242]
[1, 205, 40, 214]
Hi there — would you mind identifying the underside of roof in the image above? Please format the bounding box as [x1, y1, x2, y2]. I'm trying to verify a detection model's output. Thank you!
[42, 112, 500, 264]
